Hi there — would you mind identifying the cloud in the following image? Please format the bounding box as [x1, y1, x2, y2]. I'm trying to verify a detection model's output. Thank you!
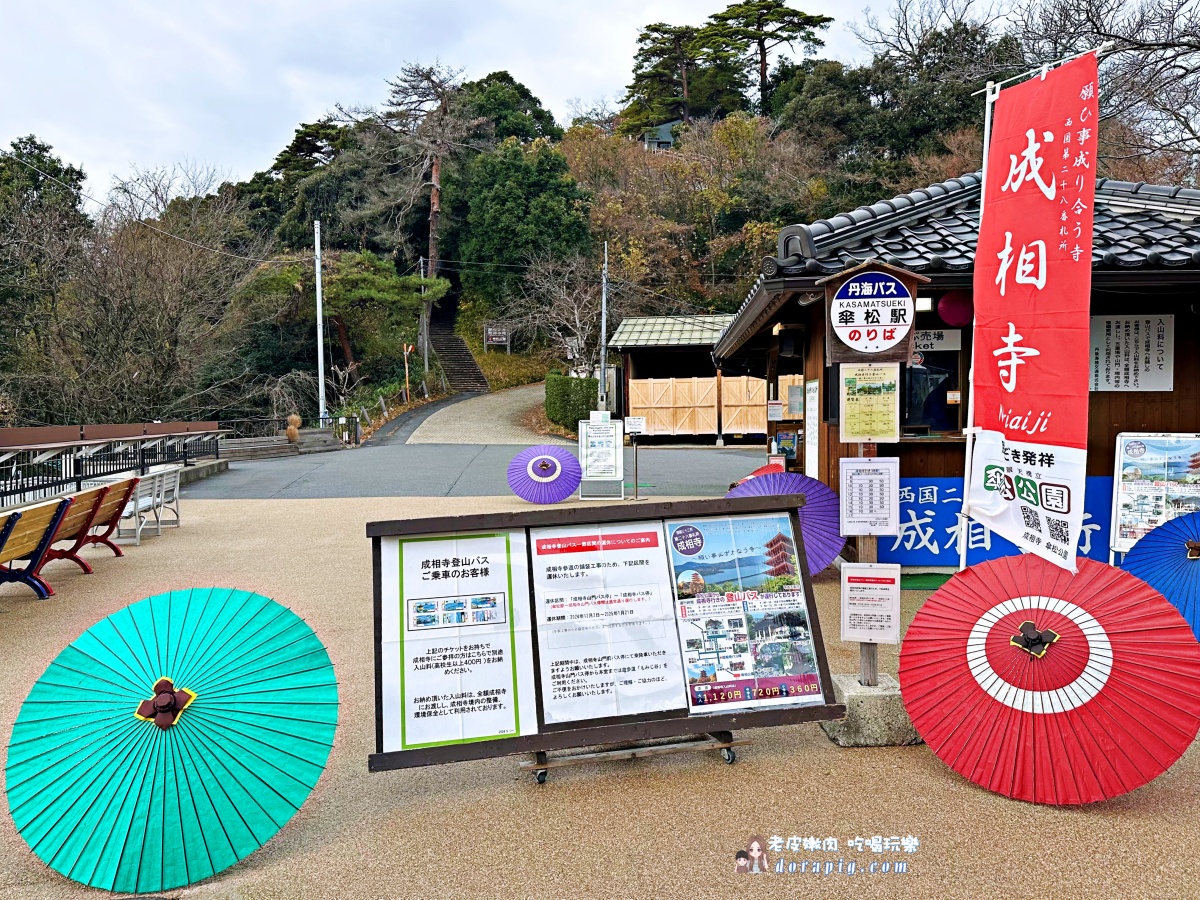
[2, 0, 869, 198]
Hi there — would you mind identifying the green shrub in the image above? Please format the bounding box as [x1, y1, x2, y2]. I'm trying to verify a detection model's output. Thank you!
[545, 372, 598, 428]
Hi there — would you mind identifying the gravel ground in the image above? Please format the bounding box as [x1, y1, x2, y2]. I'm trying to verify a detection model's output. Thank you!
[2, 497, 1198, 899]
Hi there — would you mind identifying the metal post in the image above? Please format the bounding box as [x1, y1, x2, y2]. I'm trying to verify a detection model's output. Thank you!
[314, 220, 327, 422]
[958, 80, 997, 571]
[632, 434, 639, 500]
[598, 241, 608, 411]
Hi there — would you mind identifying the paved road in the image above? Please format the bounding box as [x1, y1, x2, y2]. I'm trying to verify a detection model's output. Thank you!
[185, 389, 758, 499]
[406, 382, 568, 444]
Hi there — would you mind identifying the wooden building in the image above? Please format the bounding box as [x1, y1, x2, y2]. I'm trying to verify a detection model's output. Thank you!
[713, 173, 1200, 489]
[611, 315, 769, 438]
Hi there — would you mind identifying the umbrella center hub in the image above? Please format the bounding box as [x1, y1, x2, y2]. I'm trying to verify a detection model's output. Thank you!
[136, 677, 196, 731]
[1010, 620, 1060, 657]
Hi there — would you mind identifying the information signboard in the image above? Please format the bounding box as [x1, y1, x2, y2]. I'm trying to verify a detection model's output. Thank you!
[665, 514, 824, 714]
[579, 420, 623, 480]
[804, 382, 820, 474]
[840, 563, 901, 644]
[528, 523, 687, 724]
[829, 272, 915, 354]
[1089, 316, 1174, 392]
[368, 497, 843, 772]
[379, 531, 538, 752]
[1110, 432, 1200, 553]
[624, 416, 647, 435]
[839, 363, 900, 443]
[839, 457, 900, 535]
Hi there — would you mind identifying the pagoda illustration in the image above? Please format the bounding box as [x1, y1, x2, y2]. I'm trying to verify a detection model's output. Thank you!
[764, 532, 797, 576]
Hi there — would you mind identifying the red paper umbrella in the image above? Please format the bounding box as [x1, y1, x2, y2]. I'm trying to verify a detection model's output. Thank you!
[900, 555, 1200, 805]
[748, 463, 785, 478]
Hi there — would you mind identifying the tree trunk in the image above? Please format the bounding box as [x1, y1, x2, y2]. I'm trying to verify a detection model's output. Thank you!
[331, 315, 356, 372]
[428, 153, 441, 280]
[759, 37, 769, 113]
[681, 63, 690, 123]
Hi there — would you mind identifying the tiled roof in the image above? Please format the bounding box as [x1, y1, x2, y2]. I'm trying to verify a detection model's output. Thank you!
[608, 315, 736, 348]
[763, 173, 1200, 277]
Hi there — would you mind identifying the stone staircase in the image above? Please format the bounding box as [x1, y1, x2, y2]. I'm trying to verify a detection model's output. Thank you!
[430, 325, 490, 393]
[297, 428, 344, 454]
[220, 436, 300, 461]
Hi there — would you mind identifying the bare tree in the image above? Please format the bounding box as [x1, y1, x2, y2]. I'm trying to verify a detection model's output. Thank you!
[854, 0, 1015, 79]
[2, 165, 286, 423]
[1012, 0, 1200, 168]
[504, 255, 643, 377]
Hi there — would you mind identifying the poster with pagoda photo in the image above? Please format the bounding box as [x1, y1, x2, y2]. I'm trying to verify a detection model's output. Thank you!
[665, 514, 823, 714]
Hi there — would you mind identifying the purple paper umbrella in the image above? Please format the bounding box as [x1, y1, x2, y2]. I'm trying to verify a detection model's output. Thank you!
[726, 472, 845, 574]
[507, 445, 582, 504]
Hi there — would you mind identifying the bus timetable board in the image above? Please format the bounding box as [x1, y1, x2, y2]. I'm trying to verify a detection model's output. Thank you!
[367, 496, 844, 772]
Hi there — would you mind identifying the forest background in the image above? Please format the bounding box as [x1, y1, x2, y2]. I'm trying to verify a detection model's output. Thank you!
[1, 0, 1196, 425]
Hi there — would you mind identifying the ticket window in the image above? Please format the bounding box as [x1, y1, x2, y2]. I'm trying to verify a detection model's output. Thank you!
[903, 349, 962, 434]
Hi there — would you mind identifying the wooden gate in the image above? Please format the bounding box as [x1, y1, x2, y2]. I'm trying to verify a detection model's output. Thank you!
[721, 376, 768, 434]
[628, 377, 719, 435]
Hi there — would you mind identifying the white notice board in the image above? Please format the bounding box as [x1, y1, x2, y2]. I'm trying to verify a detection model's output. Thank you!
[578, 420, 624, 480]
[1090, 316, 1174, 392]
[528, 522, 687, 723]
[804, 382, 820, 475]
[379, 531, 538, 752]
[839, 457, 900, 535]
[840, 563, 901, 644]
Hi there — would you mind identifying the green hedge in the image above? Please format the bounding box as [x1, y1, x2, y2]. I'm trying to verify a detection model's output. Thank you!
[545, 372, 598, 429]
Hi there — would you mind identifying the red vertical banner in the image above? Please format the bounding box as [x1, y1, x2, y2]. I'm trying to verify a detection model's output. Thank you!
[966, 55, 1100, 570]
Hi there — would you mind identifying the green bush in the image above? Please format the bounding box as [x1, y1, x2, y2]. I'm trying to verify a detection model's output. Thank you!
[545, 372, 598, 429]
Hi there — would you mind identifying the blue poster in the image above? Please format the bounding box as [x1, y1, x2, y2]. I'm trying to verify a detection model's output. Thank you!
[877, 476, 1112, 566]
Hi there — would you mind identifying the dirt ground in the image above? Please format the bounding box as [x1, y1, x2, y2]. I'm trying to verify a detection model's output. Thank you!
[2, 496, 1197, 899]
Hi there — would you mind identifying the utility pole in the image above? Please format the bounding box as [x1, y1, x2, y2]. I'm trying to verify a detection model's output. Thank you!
[314, 220, 327, 422]
[598, 241, 608, 411]
[420, 256, 429, 398]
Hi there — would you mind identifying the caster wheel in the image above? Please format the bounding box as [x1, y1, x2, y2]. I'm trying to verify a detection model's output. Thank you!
[534, 769, 548, 784]
[721, 748, 736, 764]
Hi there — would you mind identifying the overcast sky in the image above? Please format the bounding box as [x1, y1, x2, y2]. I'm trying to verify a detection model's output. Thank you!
[3, 1, 872, 199]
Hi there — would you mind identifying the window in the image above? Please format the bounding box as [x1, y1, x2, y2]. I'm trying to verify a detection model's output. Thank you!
[904, 350, 961, 433]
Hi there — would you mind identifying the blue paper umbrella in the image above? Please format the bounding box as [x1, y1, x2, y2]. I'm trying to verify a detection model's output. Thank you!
[507, 444, 582, 504]
[726, 472, 845, 574]
[5, 588, 339, 894]
[1122, 511, 1200, 641]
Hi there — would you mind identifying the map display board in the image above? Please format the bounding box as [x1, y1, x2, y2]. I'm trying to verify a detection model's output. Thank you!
[1111, 433, 1200, 553]
[528, 522, 687, 724]
[665, 514, 824, 714]
[379, 532, 538, 752]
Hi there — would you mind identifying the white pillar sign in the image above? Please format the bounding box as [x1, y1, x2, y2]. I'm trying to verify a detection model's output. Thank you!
[379, 532, 538, 751]
[529, 522, 687, 723]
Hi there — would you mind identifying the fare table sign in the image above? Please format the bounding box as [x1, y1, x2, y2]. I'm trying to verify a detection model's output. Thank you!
[965, 54, 1100, 571]
[366, 497, 844, 772]
[839, 457, 900, 535]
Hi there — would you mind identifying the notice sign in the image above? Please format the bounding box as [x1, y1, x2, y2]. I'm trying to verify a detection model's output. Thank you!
[666, 514, 823, 713]
[379, 532, 537, 752]
[624, 416, 647, 435]
[1110, 432, 1200, 552]
[839, 457, 900, 535]
[840, 364, 900, 443]
[830, 272, 914, 354]
[804, 382, 819, 474]
[840, 563, 901, 644]
[529, 523, 687, 724]
[767, 400, 784, 422]
[579, 421, 623, 480]
[787, 383, 805, 418]
[1089, 316, 1174, 392]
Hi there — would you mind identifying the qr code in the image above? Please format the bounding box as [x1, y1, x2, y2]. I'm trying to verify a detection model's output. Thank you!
[1021, 505, 1042, 532]
[1047, 517, 1070, 544]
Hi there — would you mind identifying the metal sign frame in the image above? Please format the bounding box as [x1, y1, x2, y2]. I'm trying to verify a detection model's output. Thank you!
[367, 495, 844, 772]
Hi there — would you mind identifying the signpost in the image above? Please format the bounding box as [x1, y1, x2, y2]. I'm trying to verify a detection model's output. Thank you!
[818, 261, 925, 687]
[624, 416, 647, 501]
[484, 322, 512, 354]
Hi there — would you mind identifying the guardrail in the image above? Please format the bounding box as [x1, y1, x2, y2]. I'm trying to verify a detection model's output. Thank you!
[0, 422, 222, 506]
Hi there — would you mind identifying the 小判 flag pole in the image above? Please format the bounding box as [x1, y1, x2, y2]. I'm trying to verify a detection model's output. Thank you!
[958, 80, 998, 571]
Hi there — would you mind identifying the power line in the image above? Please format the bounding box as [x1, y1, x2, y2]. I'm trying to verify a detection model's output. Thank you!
[5, 153, 314, 264]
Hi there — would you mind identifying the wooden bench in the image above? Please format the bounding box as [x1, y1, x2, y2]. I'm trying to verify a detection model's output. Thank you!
[0, 498, 72, 598]
[30, 478, 139, 579]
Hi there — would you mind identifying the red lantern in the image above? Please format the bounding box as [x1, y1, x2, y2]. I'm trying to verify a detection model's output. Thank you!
[937, 290, 973, 327]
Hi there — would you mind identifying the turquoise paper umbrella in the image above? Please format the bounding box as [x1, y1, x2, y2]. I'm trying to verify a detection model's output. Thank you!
[5, 587, 338, 894]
